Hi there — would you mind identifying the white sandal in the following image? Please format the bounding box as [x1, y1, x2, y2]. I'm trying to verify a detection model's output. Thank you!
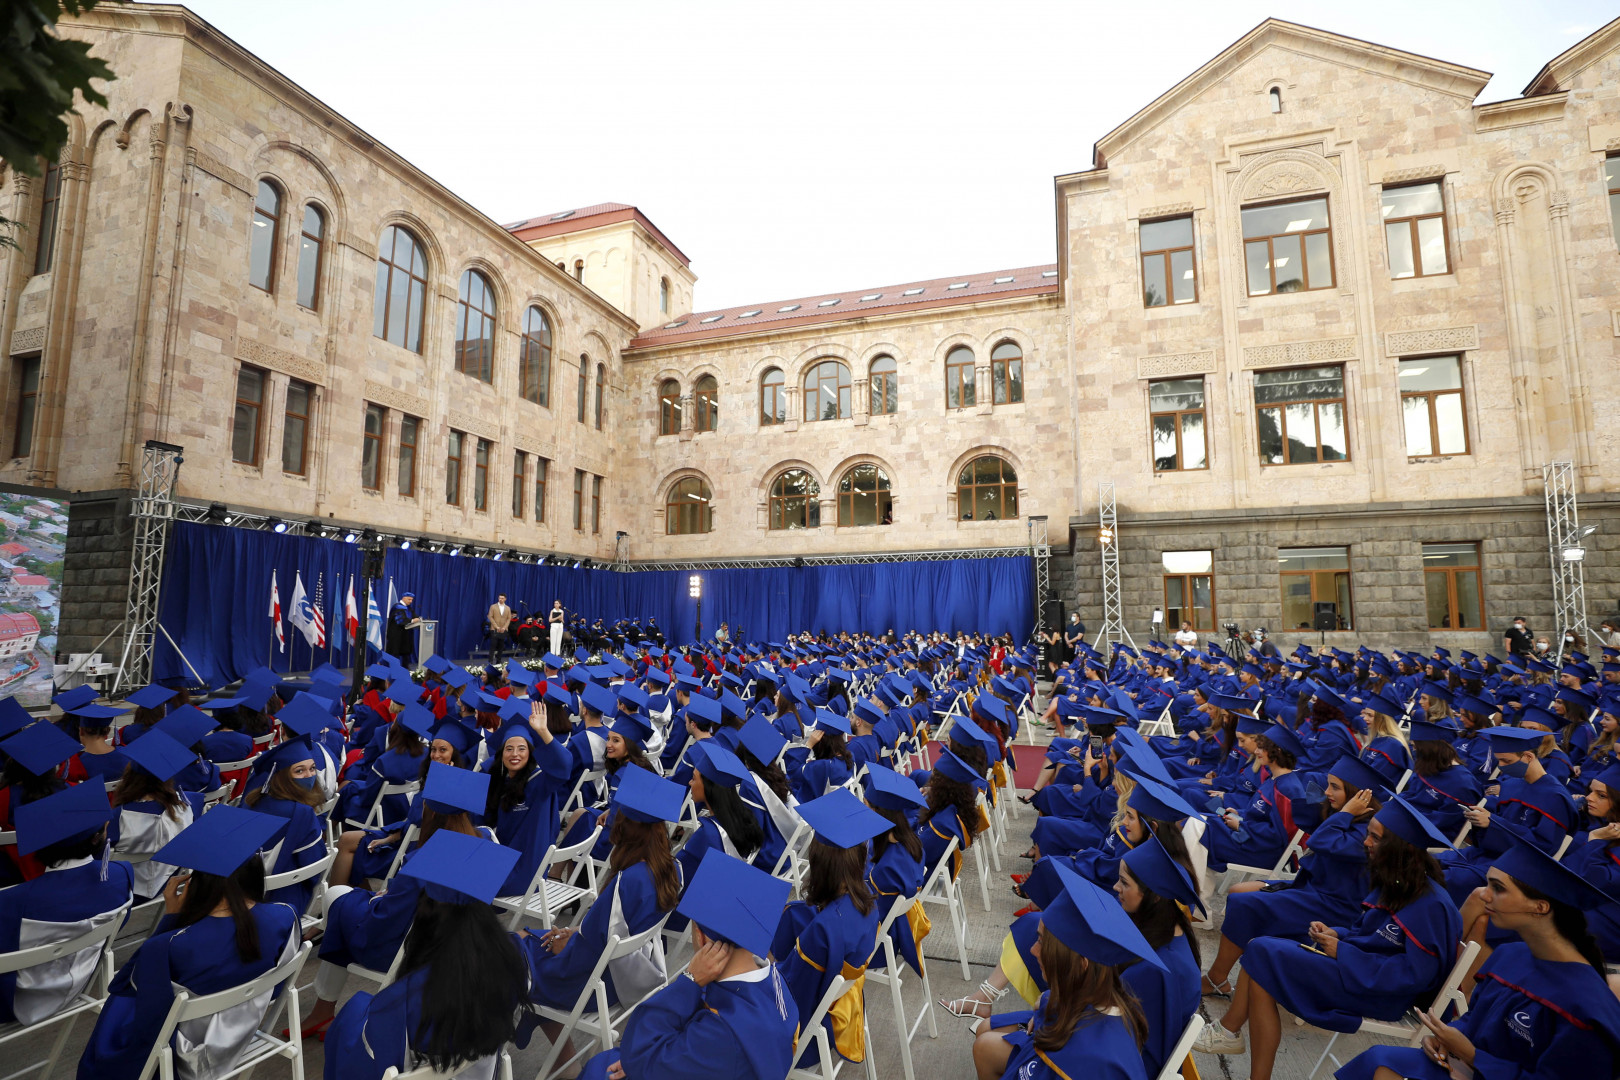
[939, 980, 1008, 1028]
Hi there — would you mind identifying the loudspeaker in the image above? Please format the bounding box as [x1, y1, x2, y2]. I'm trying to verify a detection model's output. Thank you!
[1313, 603, 1338, 632]
[1042, 599, 1065, 630]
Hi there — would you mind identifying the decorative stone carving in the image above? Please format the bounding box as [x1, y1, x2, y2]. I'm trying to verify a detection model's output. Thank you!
[1381, 165, 1446, 185]
[1137, 351, 1215, 379]
[8, 326, 45, 356]
[193, 148, 251, 194]
[1385, 325, 1478, 356]
[1609, 135, 1620, 151]
[514, 436, 554, 459]
[1137, 202, 1194, 220]
[1241, 337, 1356, 369]
[448, 410, 501, 442]
[362, 380, 430, 418]
[1253, 170, 1314, 197]
[236, 338, 324, 384]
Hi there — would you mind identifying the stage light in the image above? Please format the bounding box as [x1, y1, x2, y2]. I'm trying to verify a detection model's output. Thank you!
[206, 501, 229, 524]
[791, 556, 805, 568]
[398, 538, 411, 550]
[448, 545, 462, 557]
[688, 574, 702, 599]
[305, 519, 326, 537]
[506, 549, 519, 562]
[492, 549, 504, 561]
[572, 559, 583, 569]
[343, 530, 358, 544]
[1099, 526, 1115, 546]
[268, 517, 287, 534]
[360, 528, 378, 544]
[582, 558, 594, 570]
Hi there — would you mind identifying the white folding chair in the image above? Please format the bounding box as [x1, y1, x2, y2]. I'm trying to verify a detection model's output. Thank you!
[965, 808, 993, 912]
[531, 917, 672, 1080]
[212, 757, 259, 801]
[1393, 768, 1413, 793]
[861, 895, 935, 1080]
[914, 837, 971, 981]
[348, 939, 407, 995]
[381, 824, 421, 883]
[494, 825, 603, 932]
[200, 784, 235, 811]
[1154, 1014, 1204, 1080]
[345, 781, 420, 831]
[772, 821, 813, 891]
[263, 846, 338, 936]
[560, 768, 606, 817]
[132, 939, 311, 1080]
[1136, 702, 1177, 740]
[0, 902, 130, 1080]
[1222, 828, 1306, 888]
[785, 972, 878, 1080]
[1306, 940, 1481, 1079]
[380, 1048, 514, 1080]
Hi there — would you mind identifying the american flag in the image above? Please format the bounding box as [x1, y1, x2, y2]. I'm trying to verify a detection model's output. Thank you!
[312, 572, 328, 649]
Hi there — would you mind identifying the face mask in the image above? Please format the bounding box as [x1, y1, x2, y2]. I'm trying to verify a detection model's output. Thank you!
[294, 774, 320, 790]
[1499, 760, 1530, 779]
[1535, 642, 1549, 652]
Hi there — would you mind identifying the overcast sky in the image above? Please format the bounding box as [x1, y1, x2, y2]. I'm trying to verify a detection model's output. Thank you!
[170, 0, 1612, 312]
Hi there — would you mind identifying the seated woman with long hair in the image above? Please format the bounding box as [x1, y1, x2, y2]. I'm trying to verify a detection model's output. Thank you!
[323, 831, 531, 1080]
[676, 742, 766, 883]
[1402, 719, 1483, 837]
[338, 718, 480, 887]
[482, 707, 574, 898]
[864, 765, 929, 976]
[334, 703, 432, 827]
[1113, 838, 1203, 1079]
[559, 712, 656, 860]
[109, 730, 207, 900]
[1028, 770, 1196, 891]
[59, 705, 130, 783]
[1202, 722, 1312, 873]
[918, 749, 987, 883]
[240, 735, 329, 915]
[1338, 838, 1620, 1080]
[77, 806, 302, 1080]
[1524, 761, 1620, 963]
[1193, 796, 1464, 1080]
[788, 710, 856, 803]
[1356, 694, 1412, 788]
[112, 684, 173, 747]
[0, 722, 75, 885]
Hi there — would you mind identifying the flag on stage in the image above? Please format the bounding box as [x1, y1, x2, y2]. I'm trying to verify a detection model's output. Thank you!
[345, 576, 360, 643]
[366, 585, 384, 652]
[269, 570, 285, 654]
[311, 572, 328, 649]
[289, 572, 322, 648]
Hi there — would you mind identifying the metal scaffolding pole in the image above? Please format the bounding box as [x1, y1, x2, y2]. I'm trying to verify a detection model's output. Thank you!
[1097, 481, 1135, 652]
[113, 440, 184, 694]
[1544, 460, 1594, 658]
[1027, 515, 1050, 644]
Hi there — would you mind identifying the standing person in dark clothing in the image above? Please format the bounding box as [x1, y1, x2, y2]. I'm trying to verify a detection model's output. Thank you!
[387, 593, 417, 664]
[1064, 612, 1087, 657]
[1503, 615, 1534, 660]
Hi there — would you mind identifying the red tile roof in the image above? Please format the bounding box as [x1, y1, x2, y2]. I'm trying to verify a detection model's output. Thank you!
[11, 574, 49, 588]
[503, 203, 692, 268]
[626, 264, 1060, 349]
[0, 543, 26, 557]
[0, 612, 39, 640]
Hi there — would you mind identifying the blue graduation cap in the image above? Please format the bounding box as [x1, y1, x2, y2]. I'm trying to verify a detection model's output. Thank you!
[738, 715, 787, 765]
[0, 696, 34, 739]
[399, 703, 437, 740]
[611, 764, 686, 824]
[153, 804, 285, 877]
[200, 696, 245, 713]
[154, 705, 218, 748]
[429, 719, 479, 757]
[15, 780, 116, 855]
[1126, 774, 1200, 822]
[643, 667, 671, 688]
[125, 684, 177, 711]
[4, 721, 81, 776]
[497, 696, 533, 727]
[505, 661, 537, 689]
[813, 708, 851, 736]
[63, 702, 123, 724]
[933, 747, 982, 786]
[364, 663, 394, 681]
[258, 735, 318, 775]
[542, 682, 574, 711]
[385, 680, 423, 707]
[1408, 719, 1458, 744]
[617, 683, 649, 712]
[690, 741, 750, 788]
[310, 664, 348, 687]
[798, 788, 893, 850]
[684, 693, 722, 728]
[1494, 834, 1620, 912]
[1360, 694, 1403, 720]
[275, 692, 334, 737]
[239, 681, 276, 712]
[123, 730, 197, 782]
[53, 685, 99, 712]
[1043, 861, 1166, 970]
[580, 682, 618, 718]
[864, 765, 925, 811]
[677, 848, 792, 958]
[423, 654, 452, 676]
[1485, 725, 1547, 752]
[400, 829, 521, 905]
[1374, 795, 1454, 852]
[718, 689, 747, 722]
[1260, 722, 1307, 761]
[1329, 754, 1391, 798]
[443, 666, 474, 691]
[782, 674, 814, 705]
[1121, 835, 1205, 918]
[422, 762, 490, 816]
[610, 712, 653, 748]
[972, 695, 1010, 727]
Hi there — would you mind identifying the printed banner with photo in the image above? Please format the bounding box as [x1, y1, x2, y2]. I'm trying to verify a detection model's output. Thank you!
[0, 486, 65, 708]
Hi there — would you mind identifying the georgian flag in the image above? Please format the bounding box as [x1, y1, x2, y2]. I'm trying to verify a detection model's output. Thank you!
[269, 570, 285, 653]
[288, 572, 322, 648]
[345, 576, 360, 644]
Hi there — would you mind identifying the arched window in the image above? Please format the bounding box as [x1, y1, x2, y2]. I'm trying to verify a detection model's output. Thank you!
[694, 375, 718, 432]
[869, 355, 898, 415]
[519, 306, 551, 406]
[32, 161, 61, 275]
[454, 269, 496, 381]
[659, 277, 671, 314]
[991, 341, 1024, 404]
[802, 359, 851, 421]
[1268, 86, 1282, 113]
[760, 368, 785, 426]
[665, 476, 713, 535]
[249, 179, 281, 292]
[957, 456, 1018, 521]
[945, 346, 976, 408]
[659, 379, 683, 435]
[296, 204, 324, 309]
[574, 258, 585, 282]
[373, 225, 428, 352]
[837, 464, 892, 527]
[769, 469, 820, 530]
[595, 362, 605, 429]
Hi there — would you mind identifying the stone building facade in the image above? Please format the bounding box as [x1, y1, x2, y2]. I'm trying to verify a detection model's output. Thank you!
[2, 8, 1618, 657]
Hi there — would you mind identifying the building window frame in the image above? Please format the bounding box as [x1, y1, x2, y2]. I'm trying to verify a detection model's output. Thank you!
[591, 475, 602, 534]
[445, 430, 464, 507]
[944, 346, 975, 409]
[659, 276, 670, 314]
[594, 362, 606, 430]
[1254, 364, 1349, 466]
[454, 269, 497, 382]
[1140, 214, 1197, 307]
[397, 415, 419, 497]
[248, 179, 282, 293]
[373, 225, 429, 353]
[472, 437, 490, 512]
[232, 365, 266, 466]
[577, 357, 589, 423]
[1149, 378, 1208, 472]
[281, 379, 312, 476]
[533, 456, 549, 523]
[760, 368, 785, 426]
[361, 404, 386, 491]
[11, 357, 41, 458]
[1399, 354, 1469, 458]
[296, 203, 325, 310]
[1607, 154, 1620, 250]
[1424, 542, 1484, 631]
[836, 463, 892, 527]
[990, 341, 1024, 404]
[768, 469, 820, 530]
[665, 476, 713, 535]
[1162, 550, 1216, 633]
[1278, 546, 1354, 632]
[869, 356, 897, 415]
[572, 469, 585, 530]
[693, 375, 718, 432]
[32, 161, 62, 276]
[1382, 181, 1452, 279]
[802, 359, 851, 422]
[956, 455, 1018, 521]
[1241, 195, 1335, 296]
[520, 306, 552, 407]
[659, 379, 682, 435]
[512, 451, 526, 518]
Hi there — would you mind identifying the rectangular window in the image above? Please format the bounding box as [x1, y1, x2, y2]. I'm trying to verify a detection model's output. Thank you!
[1149, 378, 1206, 471]
[1241, 196, 1334, 296]
[594, 365, 605, 430]
[1279, 546, 1353, 632]
[591, 475, 602, 534]
[1607, 154, 1619, 250]
[534, 456, 549, 523]
[1424, 542, 1483, 631]
[397, 415, 419, 497]
[1140, 216, 1196, 306]
[1162, 550, 1215, 632]
[361, 404, 385, 490]
[446, 430, 464, 506]
[1382, 182, 1450, 278]
[1254, 365, 1347, 465]
[232, 366, 265, 465]
[577, 363, 588, 424]
[33, 162, 61, 276]
[12, 357, 40, 458]
[473, 438, 490, 511]
[512, 451, 526, 518]
[281, 380, 311, 475]
[1399, 355, 1467, 457]
[572, 469, 585, 530]
[296, 205, 324, 309]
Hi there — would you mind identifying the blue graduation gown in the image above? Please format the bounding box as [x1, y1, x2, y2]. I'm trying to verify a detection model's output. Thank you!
[772, 892, 879, 1065]
[521, 862, 668, 1010]
[992, 994, 1147, 1080]
[487, 738, 574, 896]
[66, 749, 129, 783]
[1360, 736, 1412, 787]
[1564, 838, 1620, 961]
[320, 864, 424, 972]
[251, 795, 328, 915]
[867, 840, 926, 975]
[1242, 884, 1462, 1033]
[920, 807, 968, 882]
[791, 756, 851, 803]
[1298, 720, 1360, 776]
[1403, 764, 1483, 838]
[199, 729, 254, 764]
[323, 966, 509, 1080]
[1335, 942, 1620, 1080]
[1220, 811, 1370, 949]
[0, 859, 134, 1023]
[1452, 729, 1495, 784]
[1202, 772, 1305, 872]
[1436, 772, 1577, 905]
[77, 903, 300, 1080]
[1065, 824, 1136, 888]
[1122, 935, 1200, 1079]
[581, 964, 800, 1080]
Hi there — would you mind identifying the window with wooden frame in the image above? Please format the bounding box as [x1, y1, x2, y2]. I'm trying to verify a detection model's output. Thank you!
[373, 226, 428, 352]
[520, 306, 552, 406]
[594, 363, 606, 430]
[454, 270, 497, 382]
[869, 356, 897, 415]
[693, 375, 718, 432]
[512, 451, 526, 518]
[591, 475, 602, 534]
[945, 346, 975, 408]
[1278, 546, 1353, 631]
[1423, 542, 1483, 631]
[577, 357, 589, 423]
[1241, 196, 1334, 296]
[1140, 215, 1196, 307]
[361, 404, 385, 491]
[397, 415, 419, 497]
[1399, 355, 1468, 457]
[760, 368, 785, 426]
[665, 477, 712, 535]
[1382, 182, 1450, 278]
[445, 431, 464, 506]
[1149, 378, 1207, 472]
[296, 204, 325, 309]
[472, 438, 490, 511]
[12, 357, 40, 458]
[249, 180, 282, 293]
[281, 380, 312, 475]
[1162, 550, 1215, 632]
[956, 455, 1017, 521]
[802, 360, 851, 421]
[232, 366, 265, 465]
[659, 379, 682, 435]
[33, 162, 61, 275]
[572, 469, 585, 530]
[1606, 155, 1619, 250]
[991, 342, 1024, 404]
[1254, 365, 1348, 465]
[769, 469, 820, 530]
[837, 464, 891, 527]
[533, 456, 549, 523]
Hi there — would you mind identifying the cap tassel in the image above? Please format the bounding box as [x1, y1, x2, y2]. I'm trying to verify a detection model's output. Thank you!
[98, 833, 112, 883]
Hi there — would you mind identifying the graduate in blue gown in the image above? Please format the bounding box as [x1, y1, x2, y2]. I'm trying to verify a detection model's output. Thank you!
[76, 806, 302, 1080]
[1202, 721, 1311, 872]
[0, 720, 76, 886]
[863, 765, 928, 975]
[58, 703, 130, 784]
[107, 729, 206, 900]
[580, 851, 800, 1080]
[481, 706, 574, 897]
[972, 861, 1159, 1080]
[238, 736, 330, 916]
[1113, 838, 1203, 1079]
[1336, 838, 1620, 1080]
[1357, 695, 1413, 787]
[322, 831, 529, 1080]
[1402, 719, 1483, 838]
[789, 709, 856, 803]
[916, 748, 985, 884]
[676, 742, 767, 884]
[1564, 763, 1620, 960]
[1194, 796, 1464, 1080]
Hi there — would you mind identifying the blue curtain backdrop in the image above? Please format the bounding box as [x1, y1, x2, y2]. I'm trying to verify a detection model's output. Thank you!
[155, 521, 1032, 685]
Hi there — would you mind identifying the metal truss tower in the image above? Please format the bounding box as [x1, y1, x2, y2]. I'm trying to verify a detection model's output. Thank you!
[1543, 461, 1592, 655]
[1097, 481, 1136, 652]
[1027, 515, 1050, 643]
[113, 441, 184, 693]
